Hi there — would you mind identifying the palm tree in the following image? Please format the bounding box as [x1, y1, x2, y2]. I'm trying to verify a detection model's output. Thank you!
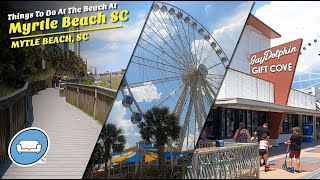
[138, 106, 181, 172]
[99, 123, 126, 178]
[83, 143, 104, 179]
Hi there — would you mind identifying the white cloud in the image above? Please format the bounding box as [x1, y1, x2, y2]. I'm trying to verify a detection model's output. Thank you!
[106, 43, 119, 50]
[211, 2, 252, 59]
[88, 13, 146, 42]
[204, 4, 213, 16]
[127, 82, 162, 103]
[81, 50, 118, 68]
[108, 101, 143, 148]
[254, 2, 320, 74]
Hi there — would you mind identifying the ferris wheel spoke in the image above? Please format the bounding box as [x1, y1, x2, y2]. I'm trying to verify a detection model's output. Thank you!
[200, 46, 216, 64]
[178, 95, 193, 150]
[207, 73, 224, 79]
[201, 81, 214, 105]
[204, 80, 217, 100]
[128, 76, 182, 88]
[139, 36, 191, 72]
[147, 17, 189, 67]
[178, 16, 198, 65]
[205, 76, 223, 86]
[207, 62, 223, 70]
[152, 10, 192, 67]
[145, 22, 185, 65]
[293, 77, 320, 83]
[173, 85, 189, 117]
[193, 89, 203, 131]
[131, 60, 184, 76]
[144, 23, 194, 71]
[166, 10, 196, 66]
[303, 81, 320, 91]
[156, 81, 185, 107]
[186, 20, 199, 65]
[132, 55, 186, 74]
[197, 84, 209, 121]
[192, 26, 200, 62]
[198, 39, 206, 63]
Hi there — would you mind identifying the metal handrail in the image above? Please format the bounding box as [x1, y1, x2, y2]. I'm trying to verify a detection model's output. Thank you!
[185, 142, 260, 179]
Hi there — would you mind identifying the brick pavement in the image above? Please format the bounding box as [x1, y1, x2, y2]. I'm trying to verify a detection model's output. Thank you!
[259, 145, 320, 179]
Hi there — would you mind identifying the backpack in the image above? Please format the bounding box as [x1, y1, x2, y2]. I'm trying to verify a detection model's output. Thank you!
[235, 130, 248, 143]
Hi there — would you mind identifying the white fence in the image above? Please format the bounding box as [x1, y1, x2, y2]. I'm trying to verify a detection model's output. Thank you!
[217, 69, 274, 103]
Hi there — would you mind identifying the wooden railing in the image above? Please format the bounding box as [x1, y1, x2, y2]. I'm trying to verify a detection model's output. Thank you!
[65, 83, 116, 124]
[0, 80, 46, 164]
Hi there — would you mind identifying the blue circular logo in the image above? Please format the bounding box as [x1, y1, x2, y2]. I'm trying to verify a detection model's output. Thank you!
[8, 127, 50, 167]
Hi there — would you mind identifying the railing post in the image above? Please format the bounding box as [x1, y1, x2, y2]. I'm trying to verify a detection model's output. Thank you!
[24, 94, 28, 127]
[93, 88, 97, 120]
[192, 151, 198, 179]
[77, 86, 79, 108]
[8, 105, 13, 139]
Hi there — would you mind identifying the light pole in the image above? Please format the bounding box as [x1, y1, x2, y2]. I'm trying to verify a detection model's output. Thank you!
[109, 71, 112, 89]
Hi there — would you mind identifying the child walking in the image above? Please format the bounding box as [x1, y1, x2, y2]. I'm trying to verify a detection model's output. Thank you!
[259, 133, 271, 172]
[285, 127, 303, 173]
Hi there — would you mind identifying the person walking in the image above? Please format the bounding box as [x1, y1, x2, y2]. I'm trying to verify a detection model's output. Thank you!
[259, 133, 272, 171]
[285, 127, 303, 173]
[52, 73, 57, 88]
[251, 123, 271, 142]
[234, 122, 251, 143]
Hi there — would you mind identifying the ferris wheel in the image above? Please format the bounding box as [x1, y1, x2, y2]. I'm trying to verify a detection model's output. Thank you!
[120, 2, 230, 150]
[292, 36, 320, 91]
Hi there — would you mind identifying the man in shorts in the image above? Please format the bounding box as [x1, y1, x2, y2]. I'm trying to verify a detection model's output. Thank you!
[285, 127, 303, 173]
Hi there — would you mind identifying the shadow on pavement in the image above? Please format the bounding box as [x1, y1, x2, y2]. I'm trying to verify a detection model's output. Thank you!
[269, 140, 320, 157]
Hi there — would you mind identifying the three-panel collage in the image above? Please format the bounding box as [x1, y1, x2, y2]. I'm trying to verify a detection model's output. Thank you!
[1, 1, 320, 179]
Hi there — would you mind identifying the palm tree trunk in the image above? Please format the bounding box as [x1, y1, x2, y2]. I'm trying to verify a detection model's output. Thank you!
[104, 145, 109, 179]
[157, 145, 165, 173]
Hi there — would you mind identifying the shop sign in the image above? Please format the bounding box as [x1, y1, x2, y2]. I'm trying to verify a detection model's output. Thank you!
[249, 38, 303, 105]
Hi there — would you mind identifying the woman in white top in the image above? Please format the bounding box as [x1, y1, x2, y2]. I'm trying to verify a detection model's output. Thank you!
[259, 133, 272, 171]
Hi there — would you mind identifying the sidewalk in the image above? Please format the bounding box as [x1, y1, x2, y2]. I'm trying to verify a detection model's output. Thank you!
[259, 145, 320, 179]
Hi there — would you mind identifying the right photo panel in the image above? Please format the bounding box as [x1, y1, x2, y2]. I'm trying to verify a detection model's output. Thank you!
[83, 1, 254, 179]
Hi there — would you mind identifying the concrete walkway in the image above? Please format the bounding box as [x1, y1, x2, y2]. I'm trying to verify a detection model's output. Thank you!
[0, 88, 102, 179]
[260, 144, 320, 179]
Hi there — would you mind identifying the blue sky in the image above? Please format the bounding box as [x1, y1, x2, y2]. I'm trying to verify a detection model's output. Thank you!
[80, 1, 263, 74]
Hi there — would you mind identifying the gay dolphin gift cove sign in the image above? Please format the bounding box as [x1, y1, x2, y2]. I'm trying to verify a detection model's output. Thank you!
[249, 38, 303, 105]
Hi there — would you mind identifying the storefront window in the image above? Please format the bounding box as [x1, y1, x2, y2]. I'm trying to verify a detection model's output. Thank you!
[221, 108, 226, 138]
[252, 111, 259, 134]
[302, 115, 313, 124]
[218, 108, 267, 139]
[282, 114, 299, 134]
[226, 109, 235, 137]
[316, 117, 320, 140]
[247, 111, 252, 135]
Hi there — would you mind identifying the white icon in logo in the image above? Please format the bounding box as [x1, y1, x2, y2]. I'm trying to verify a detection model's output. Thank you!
[17, 140, 42, 154]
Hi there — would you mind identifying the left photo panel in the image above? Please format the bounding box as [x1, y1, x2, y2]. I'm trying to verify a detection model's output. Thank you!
[0, 1, 147, 178]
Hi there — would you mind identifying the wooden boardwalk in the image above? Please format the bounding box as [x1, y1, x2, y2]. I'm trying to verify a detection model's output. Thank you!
[260, 145, 320, 179]
[0, 88, 102, 179]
